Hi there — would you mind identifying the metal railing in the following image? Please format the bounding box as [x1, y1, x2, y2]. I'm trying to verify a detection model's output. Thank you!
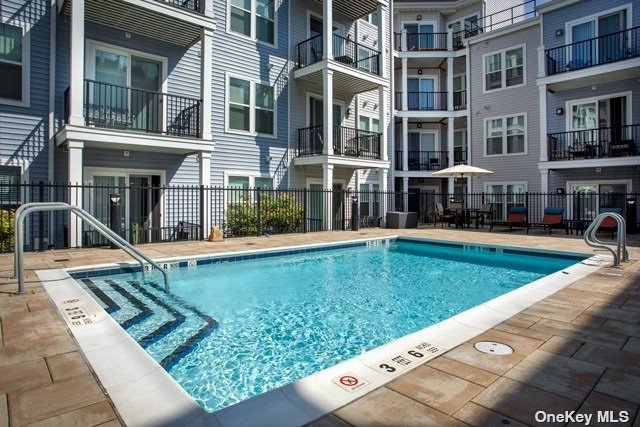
[13, 202, 169, 294]
[297, 34, 381, 75]
[468, 0, 538, 35]
[394, 150, 466, 171]
[297, 125, 381, 159]
[404, 32, 448, 51]
[165, 0, 201, 12]
[395, 91, 448, 111]
[584, 212, 628, 266]
[72, 80, 201, 138]
[548, 124, 639, 161]
[545, 26, 640, 75]
[453, 90, 467, 110]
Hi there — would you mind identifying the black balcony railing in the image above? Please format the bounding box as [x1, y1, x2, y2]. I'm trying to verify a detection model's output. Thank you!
[395, 92, 448, 111]
[404, 32, 448, 51]
[78, 80, 201, 138]
[395, 150, 466, 171]
[453, 90, 467, 110]
[545, 26, 640, 75]
[297, 125, 381, 160]
[548, 124, 639, 161]
[165, 0, 200, 13]
[297, 34, 381, 75]
[467, 0, 537, 35]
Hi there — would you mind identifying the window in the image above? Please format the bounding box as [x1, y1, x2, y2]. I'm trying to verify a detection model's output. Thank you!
[359, 183, 380, 218]
[567, 180, 630, 219]
[0, 165, 21, 206]
[485, 114, 526, 156]
[227, 76, 275, 136]
[0, 23, 28, 105]
[358, 116, 379, 133]
[228, 175, 273, 189]
[485, 183, 526, 220]
[229, 0, 275, 45]
[483, 46, 524, 91]
[365, 10, 380, 27]
[568, 8, 628, 67]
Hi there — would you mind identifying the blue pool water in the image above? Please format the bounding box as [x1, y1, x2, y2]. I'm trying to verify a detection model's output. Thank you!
[80, 239, 584, 412]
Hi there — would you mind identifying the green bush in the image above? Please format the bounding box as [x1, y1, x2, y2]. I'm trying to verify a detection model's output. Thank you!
[0, 209, 15, 252]
[226, 193, 304, 236]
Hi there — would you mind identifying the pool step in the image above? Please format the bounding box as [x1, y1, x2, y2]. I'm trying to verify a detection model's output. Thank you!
[81, 278, 218, 370]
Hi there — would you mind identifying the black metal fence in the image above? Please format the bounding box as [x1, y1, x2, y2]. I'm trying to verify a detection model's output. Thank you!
[297, 125, 381, 159]
[2, 183, 638, 253]
[545, 26, 640, 75]
[548, 124, 639, 161]
[165, 0, 200, 12]
[297, 34, 380, 75]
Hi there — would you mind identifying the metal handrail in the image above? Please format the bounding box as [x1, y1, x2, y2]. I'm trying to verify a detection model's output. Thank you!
[583, 212, 628, 267]
[13, 202, 169, 294]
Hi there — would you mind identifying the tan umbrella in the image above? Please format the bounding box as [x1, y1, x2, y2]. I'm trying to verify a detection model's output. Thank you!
[431, 164, 494, 178]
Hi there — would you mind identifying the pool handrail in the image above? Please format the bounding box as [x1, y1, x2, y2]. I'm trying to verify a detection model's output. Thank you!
[583, 212, 628, 266]
[13, 202, 169, 294]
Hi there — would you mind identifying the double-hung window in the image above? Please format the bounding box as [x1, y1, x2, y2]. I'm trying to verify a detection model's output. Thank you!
[0, 23, 28, 106]
[229, 0, 275, 45]
[228, 76, 275, 136]
[0, 165, 21, 207]
[485, 114, 526, 156]
[484, 46, 524, 91]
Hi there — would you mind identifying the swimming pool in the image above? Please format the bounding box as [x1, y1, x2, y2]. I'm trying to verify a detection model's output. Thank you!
[74, 238, 586, 412]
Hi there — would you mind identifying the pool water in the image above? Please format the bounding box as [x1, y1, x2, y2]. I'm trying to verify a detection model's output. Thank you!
[81, 239, 584, 412]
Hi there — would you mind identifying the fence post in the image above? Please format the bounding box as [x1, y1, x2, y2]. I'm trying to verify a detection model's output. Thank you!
[256, 189, 262, 237]
[303, 188, 308, 233]
[525, 192, 529, 209]
[199, 184, 205, 240]
[38, 181, 44, 251]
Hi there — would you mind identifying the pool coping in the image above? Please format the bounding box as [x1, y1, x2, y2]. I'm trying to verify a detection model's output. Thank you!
[37, 236, 606, 427]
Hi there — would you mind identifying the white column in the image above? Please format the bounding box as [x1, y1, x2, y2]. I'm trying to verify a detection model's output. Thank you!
[402, 117, 408, 172]
[401, 58, 408, 111]
[378, 168, 388, 226]
[377, 4, 387, 79]
[446, 57, 454, 111]
[539, 84, 548, 162]
[447, 119, 455, 194]
[322, 163, 334, 230]
[202, 0, 214, 17]
[199, 151, 211, 235]
[541, 169, 549, 193]
[68, 0, 85, 126]
[402, 177, 409, 212]
[68, 140, 84, 247]
[378, 85, 387, 161]
[447, 28, 453, 51]
[323, 69, 334, 155]
[537, 46, 546, 78]
[200, 28, 213, 141]
[323, 0, 333, 60]
[401, 29, 407, 52]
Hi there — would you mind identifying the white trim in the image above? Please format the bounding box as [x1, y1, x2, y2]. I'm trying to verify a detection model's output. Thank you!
[406, 73, 440, 93]
[566, 178, 633, 193]
[482, 43, 526, 94]
[0, 21, 30, 108]
[226, 0, 278, 48]
[223, 171, 274, 188]
[483, 112, 528, 157]
[565, 91, 633, 132]
[565, 3, 632, 46]
[407, 129, 440, 152]
[225, 72, 277, 138]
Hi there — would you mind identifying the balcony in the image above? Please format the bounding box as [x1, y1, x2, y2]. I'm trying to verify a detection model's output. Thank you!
[297, 125, 381, 160]
[65, 80, 202, 138]
[394, 150, 467, 171]
[297, 34, 381, 75]
[453, 90, 467, 110]
[548, 125, 639, 161]
[395, 92, 448, 111]
[545, 26, 640, 76]
[394, 32, 449, 52]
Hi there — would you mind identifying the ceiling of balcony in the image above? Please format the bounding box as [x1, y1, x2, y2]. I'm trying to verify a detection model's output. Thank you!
[329, 0, 382, 21]
[60, 0, 202, 47]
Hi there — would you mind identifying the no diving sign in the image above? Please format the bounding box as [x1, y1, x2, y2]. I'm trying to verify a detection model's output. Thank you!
[332, 373, 369, 392]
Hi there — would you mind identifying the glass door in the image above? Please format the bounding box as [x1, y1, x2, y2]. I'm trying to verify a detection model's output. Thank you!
[571, 21, 596, 68]
[598, 11, 626, 62]
[93, 49, 128, 128]
[309, 97, 342, 153]
[309, 183, 323, 231]
[89, 175, 126, 246]
[419, 78, 435, 110]
[131, 57, 161, 133]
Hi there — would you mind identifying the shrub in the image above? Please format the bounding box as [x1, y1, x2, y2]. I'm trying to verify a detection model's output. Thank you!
[225, 192, 305, 236]
[0, 209, 15, 252]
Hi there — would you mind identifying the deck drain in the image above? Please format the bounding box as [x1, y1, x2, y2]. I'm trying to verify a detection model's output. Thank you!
[474, 341, 513, 355]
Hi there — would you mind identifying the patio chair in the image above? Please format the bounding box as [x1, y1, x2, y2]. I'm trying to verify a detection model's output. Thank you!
[527, 207, 567, 235]
[469, 203, 493, 228]
[490, 206, 528, 232]
[598, 207, 622, 238]
[434, 202, 456, 228]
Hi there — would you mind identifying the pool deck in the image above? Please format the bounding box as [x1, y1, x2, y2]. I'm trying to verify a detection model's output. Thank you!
[1, 228, 639, 426]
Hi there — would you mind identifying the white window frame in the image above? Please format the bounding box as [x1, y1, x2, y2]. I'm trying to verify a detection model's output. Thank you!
[227, 0, 277, 47]
[482, 44, 526, 93]
[484, 113, 528, 157]
[565, 91, 633, 131]
[0, 158, 29, 205]
[566, 179, 632, 220]
[357, 115, 380, 132]
[305, 92, 346, 127]
[483, 181, 528, 219]
[0, 21, 30, 108]
[224, 172, 274, 189]
[225, 73, 277, 138]
[565, 4, 632, 46]
[447, 13, 480, 35]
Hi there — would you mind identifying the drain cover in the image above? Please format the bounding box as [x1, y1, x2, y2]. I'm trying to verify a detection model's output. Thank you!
[474, 341, 514, 355]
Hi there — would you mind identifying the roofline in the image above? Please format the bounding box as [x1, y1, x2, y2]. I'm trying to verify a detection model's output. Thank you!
[536, 0, 581, 14]
[466, 16, 540, 44]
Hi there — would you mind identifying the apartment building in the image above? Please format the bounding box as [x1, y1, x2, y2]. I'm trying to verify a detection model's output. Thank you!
[537, 0, 639, 217]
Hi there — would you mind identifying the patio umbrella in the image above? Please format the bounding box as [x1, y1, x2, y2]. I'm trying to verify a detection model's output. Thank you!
[431, 164, 494, 178]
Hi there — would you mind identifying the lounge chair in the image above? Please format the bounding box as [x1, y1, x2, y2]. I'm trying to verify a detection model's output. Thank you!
[469, 203, 493, 228]
[598, 207, 623, 238]
[490, 206, 527, 232]
[527, 207, 567, 235]
[434, 202, 456, 228]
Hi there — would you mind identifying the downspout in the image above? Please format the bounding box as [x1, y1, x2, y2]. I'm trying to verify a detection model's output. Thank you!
[47, 0, 57, 247]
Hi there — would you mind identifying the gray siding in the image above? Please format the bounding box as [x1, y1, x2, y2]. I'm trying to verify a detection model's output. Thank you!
[542, 0, 639, 50]
[468, 22, 541, 192]
[0, 0, 51, 182]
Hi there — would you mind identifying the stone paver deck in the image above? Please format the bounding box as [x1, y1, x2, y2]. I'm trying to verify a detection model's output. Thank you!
[1, 227, 639, 426]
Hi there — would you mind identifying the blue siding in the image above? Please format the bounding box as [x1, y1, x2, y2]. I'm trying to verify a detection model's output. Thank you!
[542, 0, 639, 50]
[549, 166, 640, 191]
[0, 0, 51, 182]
